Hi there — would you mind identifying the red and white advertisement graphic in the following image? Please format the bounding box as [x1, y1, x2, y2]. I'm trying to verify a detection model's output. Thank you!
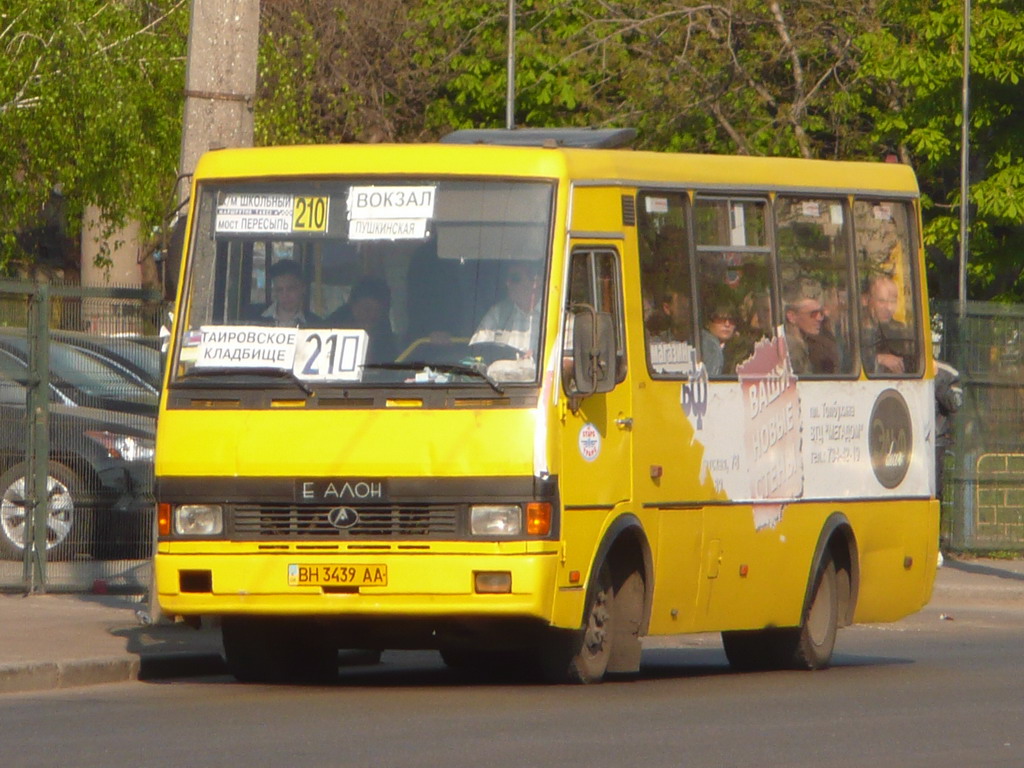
[737, 336, 803, 501]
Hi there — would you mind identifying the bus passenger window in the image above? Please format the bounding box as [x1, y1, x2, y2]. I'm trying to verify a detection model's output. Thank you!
[637, 192, 695, 378]
[694, 196, 774, 377]
[854, 200, 921, 376]
[776, 197, 854, 376]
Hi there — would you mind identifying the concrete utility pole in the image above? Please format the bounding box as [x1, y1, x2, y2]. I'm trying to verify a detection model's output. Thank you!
[150, 0, 259, 622]
[178, 0, 261, 203]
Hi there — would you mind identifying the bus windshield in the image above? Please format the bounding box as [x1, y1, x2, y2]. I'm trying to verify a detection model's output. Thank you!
[173, 178, 554, 388]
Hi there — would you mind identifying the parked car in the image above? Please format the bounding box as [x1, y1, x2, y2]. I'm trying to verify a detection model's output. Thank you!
[0, 400, 154, 561]
[0, 330, 156, 560]
[0, 332, 158, 416]
[49, 330, 163, 391]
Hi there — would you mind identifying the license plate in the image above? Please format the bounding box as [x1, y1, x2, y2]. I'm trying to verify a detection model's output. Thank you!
[288, 563, 387, 587]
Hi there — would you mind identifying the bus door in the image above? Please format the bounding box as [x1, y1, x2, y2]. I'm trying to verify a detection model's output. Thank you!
[559, 246, 633, 521]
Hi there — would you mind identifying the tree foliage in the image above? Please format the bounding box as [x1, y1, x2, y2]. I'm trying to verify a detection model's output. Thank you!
[2, 0, 1021, 301]
[858, 0, 1024, 300]
[0, 0, 187, 275]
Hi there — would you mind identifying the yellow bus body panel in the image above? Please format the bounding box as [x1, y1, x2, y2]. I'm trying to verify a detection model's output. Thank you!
[156, 407, 535, 477]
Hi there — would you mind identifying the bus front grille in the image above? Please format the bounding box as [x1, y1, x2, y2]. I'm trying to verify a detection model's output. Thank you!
[232, 503, 460, 538]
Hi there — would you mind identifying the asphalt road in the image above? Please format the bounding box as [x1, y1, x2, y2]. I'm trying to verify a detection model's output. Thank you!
[2, 562, 1022, 768]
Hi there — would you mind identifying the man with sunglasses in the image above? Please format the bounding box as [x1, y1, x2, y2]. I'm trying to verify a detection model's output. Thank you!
[785, 289, 839, 375]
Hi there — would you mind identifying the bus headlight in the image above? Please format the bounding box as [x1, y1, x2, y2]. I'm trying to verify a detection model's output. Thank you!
[470, 504, 522, 536]
[174, 505, 223, 535]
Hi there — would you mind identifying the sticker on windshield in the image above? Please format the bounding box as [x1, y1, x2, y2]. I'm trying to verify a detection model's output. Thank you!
[293, 329, 368, 382]
[215, 194, 331, 235]
[194, 326, 299, 369]
[193, 326, 368, 382]
[347, 186, 435, 241]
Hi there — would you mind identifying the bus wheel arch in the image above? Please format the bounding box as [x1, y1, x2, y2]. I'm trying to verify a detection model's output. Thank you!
[784, 512, 860, 670]
[722, 513, 859, 672]
[543, 513, 652, 683]
[811, 513, 859, 629]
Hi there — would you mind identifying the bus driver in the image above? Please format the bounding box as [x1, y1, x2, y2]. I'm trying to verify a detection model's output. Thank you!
[469, 261, 543, 377]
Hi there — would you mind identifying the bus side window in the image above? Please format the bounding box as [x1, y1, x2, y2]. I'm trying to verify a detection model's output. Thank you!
[637, 191, 696, 378]
[777, 197, 854, 377]
[854, 200, 922, 376]
[694, 196, 774, 377]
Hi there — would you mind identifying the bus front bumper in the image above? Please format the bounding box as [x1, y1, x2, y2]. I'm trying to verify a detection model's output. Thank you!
[155, 546, 562, 623]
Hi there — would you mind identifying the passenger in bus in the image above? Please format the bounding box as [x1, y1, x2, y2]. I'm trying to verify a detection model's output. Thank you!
[470, 261, 542, 358]
[723, 292, 771, 372]
[701, 301, 738, 376]
[645, 290, 693, 343]
[784, 287, 839, 375]
[251, 259, 322, 328]
[327, 276, 398, 364]
[861, 274, 913, 374]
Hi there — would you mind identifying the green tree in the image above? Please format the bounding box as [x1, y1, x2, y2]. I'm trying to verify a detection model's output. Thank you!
[0, 0, 187, 275]
[857, 0, 1024, 301]
[255, 0, 1024, 299]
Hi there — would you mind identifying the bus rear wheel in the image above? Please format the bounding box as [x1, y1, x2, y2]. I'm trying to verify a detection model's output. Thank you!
[722, 557, 839, 672]
[780, 557, 839, 670]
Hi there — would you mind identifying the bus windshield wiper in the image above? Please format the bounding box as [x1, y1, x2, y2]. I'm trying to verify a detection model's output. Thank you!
[363, 362, 505, 395]
[180, 366, 314, 396]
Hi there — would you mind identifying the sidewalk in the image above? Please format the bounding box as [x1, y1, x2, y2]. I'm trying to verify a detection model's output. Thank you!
[0, 555, 1021, 695]
[0, 592, 224, 694]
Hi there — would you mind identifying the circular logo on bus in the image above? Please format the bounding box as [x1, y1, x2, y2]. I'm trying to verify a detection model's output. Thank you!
[327, 507, 359, 529]
[578, 423, 601, 462]
[868, 389, 913, 489]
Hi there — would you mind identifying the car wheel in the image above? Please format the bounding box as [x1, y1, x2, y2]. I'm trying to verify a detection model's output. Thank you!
[0, 461, 82, 561]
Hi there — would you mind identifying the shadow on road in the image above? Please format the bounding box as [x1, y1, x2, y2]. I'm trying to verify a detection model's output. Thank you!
[944, 559, 1024, 582]
[144, 643, 915, 690]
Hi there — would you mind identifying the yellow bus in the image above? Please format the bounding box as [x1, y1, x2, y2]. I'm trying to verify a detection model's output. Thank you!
[155, 129, 938, 683]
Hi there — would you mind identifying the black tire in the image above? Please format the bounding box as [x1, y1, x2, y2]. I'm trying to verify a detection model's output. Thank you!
[540, 562, 614, 684]
[607, 569, 645, 674]
[777, 557, 839, 670]
[222, 617, 338, 684]
[721, 557, 839, 672]
[0, 461, 83, 561]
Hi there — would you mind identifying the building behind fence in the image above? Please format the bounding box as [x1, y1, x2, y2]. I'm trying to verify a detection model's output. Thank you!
[936, 300, 1024, 552]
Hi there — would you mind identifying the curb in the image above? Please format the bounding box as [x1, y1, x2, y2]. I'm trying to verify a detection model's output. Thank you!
[0, 653, 225, 696]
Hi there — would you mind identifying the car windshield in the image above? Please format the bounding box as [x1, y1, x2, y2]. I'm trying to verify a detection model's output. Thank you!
[172, 178, 554, 389]
[80, 339, 161, 389]
[0, 338, 157, 409]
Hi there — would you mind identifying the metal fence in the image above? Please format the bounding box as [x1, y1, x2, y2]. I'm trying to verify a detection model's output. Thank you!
[0, 279, 166, 594]
[1, 282, 1020, 597]
[935, 300, 1024, 552]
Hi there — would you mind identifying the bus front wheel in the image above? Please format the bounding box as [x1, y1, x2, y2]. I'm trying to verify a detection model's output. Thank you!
[540, 562, 616, 684]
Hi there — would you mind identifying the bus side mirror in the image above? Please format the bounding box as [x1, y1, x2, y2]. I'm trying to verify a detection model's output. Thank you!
[566, 304, 615, 402]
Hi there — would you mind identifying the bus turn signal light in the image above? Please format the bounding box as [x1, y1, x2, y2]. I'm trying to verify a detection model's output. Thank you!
[157, 503, 171, 536]
[526, 502, 552, 536]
